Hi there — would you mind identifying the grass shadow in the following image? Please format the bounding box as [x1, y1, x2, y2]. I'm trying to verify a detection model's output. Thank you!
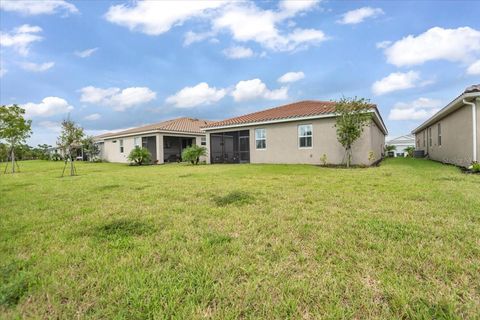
[0, 260, 31, 307]
[94, 219, 153, 240]
[213, 191, 255, 206]
[96, 184, 121, 191]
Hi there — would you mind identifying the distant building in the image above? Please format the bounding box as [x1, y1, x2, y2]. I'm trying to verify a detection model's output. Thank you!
[386, 135, 415, 157]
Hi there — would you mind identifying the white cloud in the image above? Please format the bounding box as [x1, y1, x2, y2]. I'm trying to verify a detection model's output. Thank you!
[105, 0, 325, 52]
[231, 78, 288, 102]
[23, 97, 74, 117]
[213, 3, 326, 52]
[0, 0, 78, 16]
[166, 82, 226, 108]
[278, 71, 305, 83]
[372, 71, 422, 95]
[38, 120, 62, 133]
[74, 48, 98, 58]
[467, 60, 480, 75]
[0, 24, 43, 56]
[79, 86, 156, 111]
[20, 61, 55, 72]
[376, 40, 391, 49]
[84, 113, 101, 121]
[222, 46, 254, 59]
[105, 1, 225, 36]
[383, 27, 480, 67]
[337, 7, 384, 25]
[0, 67, 6, 77]
[278, 0, 319, 17]
[388, 98, 441, 121]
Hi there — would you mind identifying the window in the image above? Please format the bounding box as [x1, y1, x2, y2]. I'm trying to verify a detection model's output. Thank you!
[119, 139, 124, 153]
[423, 131, 425, 147]
[429, 127, 432, 146]
[255, 128, 266, 149]
[438, 123, 442, 146]
[201, 137, 206, 146]
[134, 137, 140, 147]
[298, 124, 312, 148]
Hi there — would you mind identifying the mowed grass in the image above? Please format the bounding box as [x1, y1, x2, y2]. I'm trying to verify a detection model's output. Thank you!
[1, 159, 479, 319]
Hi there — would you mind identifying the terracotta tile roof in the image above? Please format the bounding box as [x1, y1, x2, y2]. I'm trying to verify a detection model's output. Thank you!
[204, 100, 376, 129]
[96, 117, 213, 139]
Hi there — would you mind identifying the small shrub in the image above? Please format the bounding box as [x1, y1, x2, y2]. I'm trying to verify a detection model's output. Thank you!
[404, 146, 415, 157]
[50, 153, 63, 161]
[469, 162, 480, 173]
[182, 145, 206, 165]
[320, 154, 328, 166]
[127, 146, 151, 165]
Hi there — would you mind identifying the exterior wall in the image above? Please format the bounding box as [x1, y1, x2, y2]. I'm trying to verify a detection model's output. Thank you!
[206, 117, 385, 165]
[102, 133, 204, 164]
[415, 104, 474, 167]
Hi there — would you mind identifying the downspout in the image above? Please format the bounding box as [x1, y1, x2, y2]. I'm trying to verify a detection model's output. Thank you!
[463, 98, 477, 162]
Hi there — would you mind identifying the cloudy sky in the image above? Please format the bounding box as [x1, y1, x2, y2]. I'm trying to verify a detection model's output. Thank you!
[1, 0, 479, 146]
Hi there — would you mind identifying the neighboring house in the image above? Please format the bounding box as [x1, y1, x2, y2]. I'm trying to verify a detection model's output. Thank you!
[412, 85, 480, 167]
[202, 100, 387, 165]
[94, 117, 212, 164]
[386, 134, 415, 157]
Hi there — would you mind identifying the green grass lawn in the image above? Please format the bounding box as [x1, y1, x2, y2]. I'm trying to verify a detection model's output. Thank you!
[1, 159, 479, 319]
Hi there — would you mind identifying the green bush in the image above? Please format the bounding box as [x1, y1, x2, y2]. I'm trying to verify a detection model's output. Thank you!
[471, 162, 480, 173]
[181, 145, 206, 165]
[404, 146, 415, 157]
[50, 153, 63, 161]
[127, 146, 151, 165]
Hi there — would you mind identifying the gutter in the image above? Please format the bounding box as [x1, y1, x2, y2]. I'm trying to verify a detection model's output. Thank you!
[463, 98, 477, 162]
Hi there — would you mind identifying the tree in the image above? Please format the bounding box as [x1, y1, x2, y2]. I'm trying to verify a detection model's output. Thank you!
[404, 146, 415, 157]
[385, 145, 396, 157]
[0, 105, 32, 173]
[37, 144, 52, 160]
[0, 143, 8, 162]
[57, 119, 84, 176]
[127, 146, 151, 165]
[181, 145, 206, 165]
[334, 97, 372, 168]
[82, 136, 100, 161]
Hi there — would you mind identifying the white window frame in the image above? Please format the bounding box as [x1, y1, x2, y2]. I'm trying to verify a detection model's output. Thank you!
[255, 128, 266, 150]
[119, 139, 124, 153]
[201, 137, 207, 146]
[298, 124, 313, 149]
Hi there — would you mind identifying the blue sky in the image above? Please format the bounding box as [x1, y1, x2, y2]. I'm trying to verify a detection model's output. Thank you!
[1, 0, 479, 146]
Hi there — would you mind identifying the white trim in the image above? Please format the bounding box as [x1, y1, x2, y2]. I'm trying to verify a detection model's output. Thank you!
[203, 110, 388, 135]
[254, 128, 267, 150]
[102, 130, 205, 140]
[298, 124, 313, 149]
[463, 98, 477, 162]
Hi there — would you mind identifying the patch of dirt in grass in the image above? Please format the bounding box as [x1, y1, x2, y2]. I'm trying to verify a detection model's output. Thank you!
[0, 260, 32, 307]
[213, 191, 254, 206]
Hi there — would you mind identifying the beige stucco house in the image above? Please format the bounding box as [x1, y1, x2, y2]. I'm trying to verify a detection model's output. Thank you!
[412, 85, 480, 167]
[94, 117, 211, 164]
[202, 100, 387, 165]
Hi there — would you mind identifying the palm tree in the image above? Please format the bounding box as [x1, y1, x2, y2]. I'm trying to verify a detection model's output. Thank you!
[404, 146, 415, 157]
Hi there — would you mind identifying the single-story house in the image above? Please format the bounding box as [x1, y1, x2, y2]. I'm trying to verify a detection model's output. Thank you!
[202, 100, 387, 165]
[412, 85, 479, 167]
[386, 134, 415, 157]
[94, 117, 212, 164]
